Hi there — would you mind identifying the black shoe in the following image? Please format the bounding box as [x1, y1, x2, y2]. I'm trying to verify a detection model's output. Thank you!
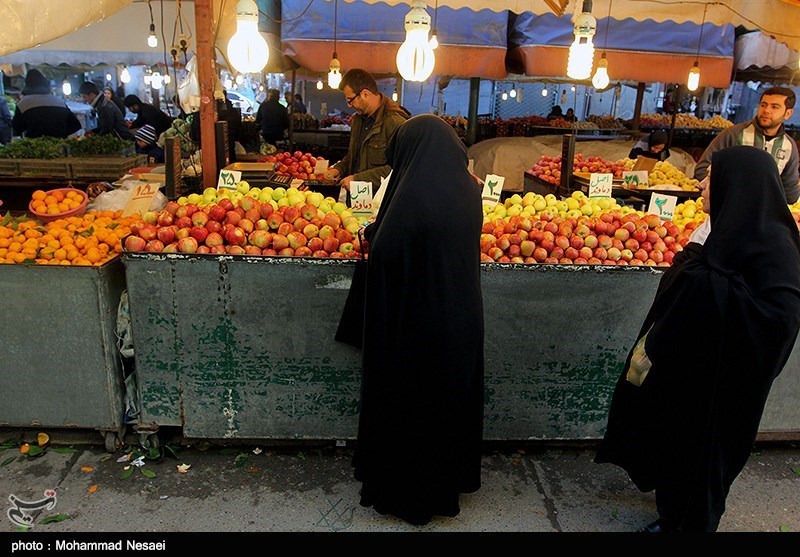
[640, 519, 674, 533]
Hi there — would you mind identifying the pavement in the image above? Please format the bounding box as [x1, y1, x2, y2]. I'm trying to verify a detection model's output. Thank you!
[0, 429, 798, 543]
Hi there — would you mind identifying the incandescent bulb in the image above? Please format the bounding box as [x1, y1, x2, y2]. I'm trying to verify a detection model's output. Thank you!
[509, 87, 517, 98]
[62, 80, 71, 96]
[120, 67, 131, 84]
[148, 24, 158, 48]
[316, 79, 323, 91]
[592, 55, 609, 90]
[687, 62, 700, 92]
[542, 88, 548, 97]
[227, 0, 269, 74]
[430, 30, 439, 50]
[151, 72, 163, 90]
[501, 92, 508, 101]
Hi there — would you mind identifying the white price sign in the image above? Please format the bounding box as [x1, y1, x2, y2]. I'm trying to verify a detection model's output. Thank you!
[217, 169, 242, 191]
[481, 174, 505, 208]
[349, 181, 374, 217]
[648, 193, 678, 221]
[622, 170, 649, 189]
[122, 182, 160, 217]
[588, 173, 614, 198]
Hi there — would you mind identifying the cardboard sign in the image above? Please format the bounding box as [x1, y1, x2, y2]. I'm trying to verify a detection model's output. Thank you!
[588, 173, 613, 198]
[122, 181, 160, 217]
[622, 171, 649, 189]
[217, 169, 242, 191]
[633, 156, 658, 172]
[349, 181, 374, 217]
[313, 159, 329, 175]
[647, 193, 678, 221]
[481, 174, 505, 208]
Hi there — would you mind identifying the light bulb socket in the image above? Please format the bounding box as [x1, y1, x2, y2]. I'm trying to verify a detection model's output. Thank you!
[149, 23, 156, 34]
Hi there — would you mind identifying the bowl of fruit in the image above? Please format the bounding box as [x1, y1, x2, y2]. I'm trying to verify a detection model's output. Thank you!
[29, 188, 88, 223]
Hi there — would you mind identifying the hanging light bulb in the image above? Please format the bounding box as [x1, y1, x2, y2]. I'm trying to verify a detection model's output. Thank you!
[143, 71, 152, 86]
[592, 53, 610, 90]
[120, 66, 131, 84]
[429, 29, 439, 49]
[571, 85, 576, 92]
[542, 86, 548, 97]
[148, 23, 158, 48]
[396, 0, 436, 82]
[235, 74, 244, 85]
[164, 73, 171, 85]
[687, 61, 700, 92]
[259, 84, 265, 92]
[316, 78, 324, 91]
[392, 89, 398, 102]
[105, 73, 112, 82]
[227, 0, 270, 74]
[567, 0, 596, 80]
[328, 55, 342, 89]
[509, 86, 517, 98]
[151, 71, 163, 90]
[62, 80, 72, 96]
[501, 91, 508, 101]
[224, 77, 233, 90]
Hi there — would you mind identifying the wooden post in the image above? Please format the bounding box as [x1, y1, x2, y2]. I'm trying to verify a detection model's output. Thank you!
[288, 69, 296, 150]
[194, 0, 217, 191]
[632, 81, 646, 131]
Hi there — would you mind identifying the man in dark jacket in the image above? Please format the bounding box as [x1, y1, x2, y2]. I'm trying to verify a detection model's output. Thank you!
[12, 69, 81, 139]
[124, 94, 173, 136]
[324, 69, 410, 190]
[254, 89, 288, 145]
[79, 82, 134, 140]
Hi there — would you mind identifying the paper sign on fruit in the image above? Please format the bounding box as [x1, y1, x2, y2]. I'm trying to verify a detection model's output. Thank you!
[313, 159, 329, 175]
[648, 193, 677, 221]
[217, 170, 242, 191]
[588, 173, 613, 198]
[122, 181, 160, 217]
[350, 181, 374, 217]
[623, 171, 648, 189]
[481, 174, 505, 208]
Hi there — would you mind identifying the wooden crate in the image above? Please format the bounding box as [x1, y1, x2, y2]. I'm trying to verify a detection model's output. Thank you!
[16, 158, 72, 179]
[70, 155, 147, 180]
[0, 159, 19, 176]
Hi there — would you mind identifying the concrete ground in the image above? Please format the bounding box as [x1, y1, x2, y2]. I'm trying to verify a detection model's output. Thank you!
[0, 430, 798, 537]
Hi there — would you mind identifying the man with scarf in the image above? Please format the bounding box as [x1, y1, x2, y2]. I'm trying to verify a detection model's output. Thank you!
[695, 87, 798, 203]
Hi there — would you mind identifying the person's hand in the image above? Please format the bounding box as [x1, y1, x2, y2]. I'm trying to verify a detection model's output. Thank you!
[324, 168, 341, 181]
[340, 175, 355, 190]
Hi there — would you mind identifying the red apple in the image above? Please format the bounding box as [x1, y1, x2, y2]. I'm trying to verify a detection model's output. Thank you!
[190, 226, 209, 243]
[272, 234, 289, 250]
[124, 235, 147, 252]
[208, 204, 226, 222]
[225, 227, 246, 246]
[205, 232, 224, 247]
[178, 237, 198, 253]
[138, 224, 158, 241]
[308, 237, 324, 252]
[157, 211, 174, 227]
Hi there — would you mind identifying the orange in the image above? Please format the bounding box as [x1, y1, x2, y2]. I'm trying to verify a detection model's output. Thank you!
[54, 248, 67, 261]
[51, 190, 65, 202]
[0, 238, 9, 248]
[8, 241, 22, 253]
[32, 190, 46, 201]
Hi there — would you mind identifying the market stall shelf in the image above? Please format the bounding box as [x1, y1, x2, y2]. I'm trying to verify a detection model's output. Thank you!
[0, 259, 128, 452]
[122, 255, 800, 443]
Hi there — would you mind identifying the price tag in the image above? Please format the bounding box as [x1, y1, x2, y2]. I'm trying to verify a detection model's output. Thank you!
[588, 173, 613, 198]
[313, 159, 329, 175]
[122, 182, 160, 217]
[647, 193, 678, 221]
[290, 178, 305, 188]
[481, 174, 505, 208]
[622, 171, 649, 189]
[349, 181, 374, 218]
[467, 159, 475, 175]
[217, 169, 242, 191]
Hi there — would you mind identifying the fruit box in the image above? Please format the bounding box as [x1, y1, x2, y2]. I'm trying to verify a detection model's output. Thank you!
[16, 158, 72, 179]
[0, 159, 19, 176]
[70, 154, 148, 180]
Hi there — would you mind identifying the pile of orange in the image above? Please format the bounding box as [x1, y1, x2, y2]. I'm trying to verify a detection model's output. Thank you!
[30, 189, 86, 216]
[0, 210, 141, 266]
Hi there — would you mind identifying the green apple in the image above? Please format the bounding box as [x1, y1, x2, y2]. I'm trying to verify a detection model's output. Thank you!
[319, 201, 332, 214]
[533, 198, 547, 211]
[506, 193, 522, 207]
[555, 200, 568, 212]
[277, 197, 290, 208]
[339, 209, 353, 220]
[506, 205, 522, 217]
[522, 192, 536, 207]
[236, 180, 251, 195]
[332, 202, 347, 215]
[231, 191, 244, 205]
[307, 191, 324, 207]
[177, 196, 189, 205]
[287, 186, 301, 198]
[287, 193, 304, 207]
[324, 197, 337, 205]
[202, 190, 217, 205]
[259, 190, 272, 204]
[203, 187, 217, 198]
[493, 205, 507, 218]
[545, 194, 558, 207]
[218, 189, 231, 199]
[187, 193, 202, 205]
[272, 187, 287, 201]
[249, 187, 261, 198]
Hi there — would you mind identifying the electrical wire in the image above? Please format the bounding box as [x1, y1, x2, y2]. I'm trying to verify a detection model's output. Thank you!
[602, 0, 613, 53]
[257, 0, 315, 24]
[694, 3, 708, 61]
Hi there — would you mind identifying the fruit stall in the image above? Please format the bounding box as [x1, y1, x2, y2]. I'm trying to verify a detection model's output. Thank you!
[0, 209, 139, 451]
[3, 171, 800, 446]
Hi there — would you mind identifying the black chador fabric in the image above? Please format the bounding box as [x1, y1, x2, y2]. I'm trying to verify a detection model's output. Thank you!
[595, 146, 800, 531]
[352, 114, 485, 525]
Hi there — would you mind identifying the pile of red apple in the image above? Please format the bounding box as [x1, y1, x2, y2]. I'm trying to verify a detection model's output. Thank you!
[123, 198, 362, 258]
[262, 151, 328, 181]
[528, 154, 628, 185]
[479, 210, 695, 266]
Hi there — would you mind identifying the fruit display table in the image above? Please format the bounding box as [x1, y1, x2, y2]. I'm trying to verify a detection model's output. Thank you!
[123, 254, 800, 442]
[0, 258, 128, 451]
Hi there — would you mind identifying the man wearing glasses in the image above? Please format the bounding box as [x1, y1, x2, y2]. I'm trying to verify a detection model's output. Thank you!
[324, 69, 409, 192]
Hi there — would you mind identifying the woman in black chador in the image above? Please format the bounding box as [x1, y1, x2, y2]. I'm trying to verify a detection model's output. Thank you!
[595, 145, 800, 532]
[352, 114, 484, 525]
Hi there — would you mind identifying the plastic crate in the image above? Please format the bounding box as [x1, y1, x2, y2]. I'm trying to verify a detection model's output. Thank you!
[16, 158, 72, 178]
[69, 154, 147, 180]
[0, 159, 19, 176]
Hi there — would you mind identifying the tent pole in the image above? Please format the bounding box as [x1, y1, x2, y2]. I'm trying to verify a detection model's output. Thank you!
[194, 0, 218, 191]
[466, 77, 480, 146]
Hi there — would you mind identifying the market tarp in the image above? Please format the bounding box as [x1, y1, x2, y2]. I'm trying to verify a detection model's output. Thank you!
[0, 0, 133, 57]
[281, 0, 509, 79]
[507, 13, 735, 87]
[734, 31, 800, 83]
[340, 0, 566, 15]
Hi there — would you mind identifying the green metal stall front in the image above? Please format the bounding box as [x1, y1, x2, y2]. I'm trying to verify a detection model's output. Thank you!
[123, 254, 800, 441]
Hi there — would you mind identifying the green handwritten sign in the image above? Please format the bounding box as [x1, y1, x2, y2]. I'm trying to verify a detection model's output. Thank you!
[481, 174, 505, 208]
[217, 170, 242, 191]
